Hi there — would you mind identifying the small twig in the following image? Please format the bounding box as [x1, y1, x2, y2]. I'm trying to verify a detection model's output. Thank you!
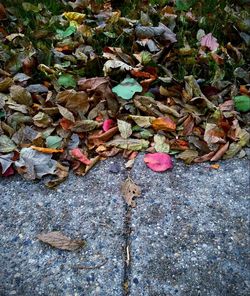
[126, 245, 130, 266]
[74, 258, 108, 270]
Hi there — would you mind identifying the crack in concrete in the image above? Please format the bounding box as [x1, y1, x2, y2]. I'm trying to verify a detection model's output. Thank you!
[122, 204, 132, 296]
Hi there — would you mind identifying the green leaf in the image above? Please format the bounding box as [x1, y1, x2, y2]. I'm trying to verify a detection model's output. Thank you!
[56, 26, 76, 39]
[0, 135, 17, 153]
[112, 77, 142, 100]
[233, 95, 250, 112]
[106, 137, 149, 151]
[46, 136, 62, 149]
[103, 32, 117, 38]
[117, 120, 132, 139]
[141, 51, 152, 65]
[22, 2, 42, 12]
[154, 135, 170, 153]
[140, 129, 153, 139]
[129, 115, 155, 128]
[57, 74, 76, 88]
[176, 0, 197, 11]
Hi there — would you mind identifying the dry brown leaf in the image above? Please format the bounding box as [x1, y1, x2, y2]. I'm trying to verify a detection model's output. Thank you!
[121, 177, 141, 207]
[182, 115, 194, 136]
[210, 142, 229, 161]
[37, 231, 85, 251]
[193, 151, 216, 163]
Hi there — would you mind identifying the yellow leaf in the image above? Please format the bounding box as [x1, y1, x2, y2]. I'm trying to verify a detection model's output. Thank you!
[63, 12, 85, 24]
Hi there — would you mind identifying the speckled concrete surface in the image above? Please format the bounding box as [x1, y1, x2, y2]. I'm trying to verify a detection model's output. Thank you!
[0, 155, 249, 296]
[130, 155, 249, 296]
[0, 158, 126, 296]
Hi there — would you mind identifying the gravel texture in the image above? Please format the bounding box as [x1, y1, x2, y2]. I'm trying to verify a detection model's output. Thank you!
[0, 158, 126, 296]
[0, 154, 249, 296]
[130, 155, 249, 296]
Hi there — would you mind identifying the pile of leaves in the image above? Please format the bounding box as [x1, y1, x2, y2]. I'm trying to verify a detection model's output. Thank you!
[0, 0, 249, 187]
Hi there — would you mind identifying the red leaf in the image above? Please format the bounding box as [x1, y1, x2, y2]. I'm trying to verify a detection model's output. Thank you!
[103, 119, 115, 131]
[3, 166, 15, 177]
[144, 153, 173, 172]
[70, 148, 91, 165]
[60, 118, 74, 130]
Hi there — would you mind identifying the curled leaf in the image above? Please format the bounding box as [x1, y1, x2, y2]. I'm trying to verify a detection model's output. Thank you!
[30, 146, 64, 154]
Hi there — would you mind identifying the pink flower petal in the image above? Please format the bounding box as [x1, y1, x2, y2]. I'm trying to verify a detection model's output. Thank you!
[103, 119, 115, 132]
[144, 153, 173, 172]
[201, 33, 219, 51]
[70, 148, 91, 165]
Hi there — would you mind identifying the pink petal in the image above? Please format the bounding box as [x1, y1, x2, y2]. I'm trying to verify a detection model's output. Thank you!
[70, 148, 91, 165]
[201, 33, 219, 51]
[144, 153, 173, 172]
[103, 119, 115, 132]
[3, 166, 15, 177]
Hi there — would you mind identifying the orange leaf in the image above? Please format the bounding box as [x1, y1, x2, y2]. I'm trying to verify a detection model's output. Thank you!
[210, 163, 220, 169]
[130, 69, 155, 79]
[55, 45, 72, 52]
[152, 117, 176, 132]
[31, 146, 64, 153]
[240, 85, 250, 96]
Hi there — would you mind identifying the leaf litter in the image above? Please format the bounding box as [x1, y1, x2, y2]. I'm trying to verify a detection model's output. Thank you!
[0, 0, 249, 195]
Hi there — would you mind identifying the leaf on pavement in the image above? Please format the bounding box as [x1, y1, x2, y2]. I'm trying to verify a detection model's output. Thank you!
[144, 153, 173, 172]
[121, 177, 141, 207]
[37, 231, 85, 251]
